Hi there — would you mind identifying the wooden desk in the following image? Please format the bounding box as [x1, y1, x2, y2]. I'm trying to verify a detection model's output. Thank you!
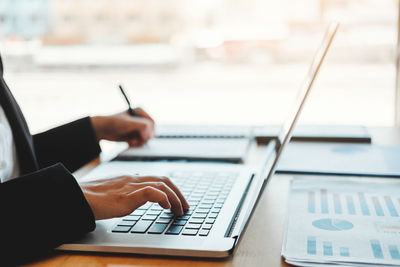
[24, 127, 400, 267]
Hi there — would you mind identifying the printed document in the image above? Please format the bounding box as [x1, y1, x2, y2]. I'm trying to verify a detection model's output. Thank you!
[282, 178, 400, 266]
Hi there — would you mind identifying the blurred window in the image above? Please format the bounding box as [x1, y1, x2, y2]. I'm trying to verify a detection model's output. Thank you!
[0, 0, 396, 132]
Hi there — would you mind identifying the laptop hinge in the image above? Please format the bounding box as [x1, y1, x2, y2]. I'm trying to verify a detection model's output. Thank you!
[224, 174, 255, 238]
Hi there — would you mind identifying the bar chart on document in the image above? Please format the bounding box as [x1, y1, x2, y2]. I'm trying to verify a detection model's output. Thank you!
[282, 178, 400, 266]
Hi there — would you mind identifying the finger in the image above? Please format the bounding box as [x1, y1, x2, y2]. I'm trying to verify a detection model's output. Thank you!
[128, 140, 146, 147]
[126, 118, 152, 141]
[127, 139, 142, 147]
[129, 182, 184, 216]
[127, 139, 138, 147]
[120, 132, 143, 144]
[125, 132, 148, 146]
[129, 176, 189, 211]
[134, 107, 155, 124]
[125, 117, 151, 132]
[139, 125, 152, 141]
[128, 186, 171, 210]
[134, 108, 155, 138]
[117, 118, 152, 142]
[159, 177, 189, 211]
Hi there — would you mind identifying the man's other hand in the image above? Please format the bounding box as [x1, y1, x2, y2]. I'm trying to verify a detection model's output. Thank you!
[91, 108, 155, 147]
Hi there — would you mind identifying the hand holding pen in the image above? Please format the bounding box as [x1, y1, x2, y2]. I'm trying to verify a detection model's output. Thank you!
[118, 84, 155, 142]
[90, 85, 155, 146]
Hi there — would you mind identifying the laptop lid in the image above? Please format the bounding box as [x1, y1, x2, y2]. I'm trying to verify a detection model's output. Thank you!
[262, 22, 339, 180]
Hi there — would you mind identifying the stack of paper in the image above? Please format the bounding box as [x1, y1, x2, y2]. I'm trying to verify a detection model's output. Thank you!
[282, 178, 400, 266]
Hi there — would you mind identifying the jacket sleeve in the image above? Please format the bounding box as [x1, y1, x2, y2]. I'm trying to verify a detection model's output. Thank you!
[0, 163, 96, 265]
[33, 117, 101, 172]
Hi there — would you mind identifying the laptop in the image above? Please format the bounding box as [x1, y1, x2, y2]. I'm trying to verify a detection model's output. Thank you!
[58, 23, 339, 257]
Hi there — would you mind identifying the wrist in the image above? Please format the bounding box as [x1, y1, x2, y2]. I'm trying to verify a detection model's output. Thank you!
[90, 116, 107, 142]
[81, 186, 99, 220]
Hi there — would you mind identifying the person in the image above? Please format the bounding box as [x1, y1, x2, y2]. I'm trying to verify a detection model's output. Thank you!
[0, 55, 189, 265]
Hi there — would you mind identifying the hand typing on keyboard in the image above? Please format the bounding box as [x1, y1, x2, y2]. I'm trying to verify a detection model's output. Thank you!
[80, 176, 189, 220]
[111, 171, 236, 236]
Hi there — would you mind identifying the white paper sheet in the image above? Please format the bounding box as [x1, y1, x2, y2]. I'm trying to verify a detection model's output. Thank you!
[282, 178, 400, 267]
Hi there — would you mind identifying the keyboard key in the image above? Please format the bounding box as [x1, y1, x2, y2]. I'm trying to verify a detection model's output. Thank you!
[202, 224, 212, 230]
[160, 213, 174, 219]
[124, 215, 140, 221]
[146, 210, 162, 216]
[208, 213, 218, 219]
[131, 210, 146, 216]
[156, 218, 171, 224]
[199, 229, 210, 236]
[192, 213, 207, 219]
[205, 218, 215, 224]
[182, 229, 198, 236]
[208, 189, 220, 193]
[196, 209, 210, 214]
[112, 225, 132, 233]
[184, 208, 195, 215]
[137, 202, 153, 210]
[176, 215, 191, 220]
[189, 218, 204, 224]
[166, 225, 184, 235]
[183, 187, 195, 192]
[189, 196, 202, 201]
[197, 185, 209, 189]
[172, 219, 187, 226]
[118, 220, 136, 227]
[185, 223, 201, 230]
[211, 208, 221, 213]
[131, 220, 153, 233]
[142, 215, 158, 221]
[199, 204, 213, 209]
[148, 223, 169, 234]
[214, 203, 223, 208]
[151, 204, 164, 211]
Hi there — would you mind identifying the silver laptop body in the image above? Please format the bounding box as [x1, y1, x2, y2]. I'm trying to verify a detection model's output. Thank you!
[58, 23, 339, 258]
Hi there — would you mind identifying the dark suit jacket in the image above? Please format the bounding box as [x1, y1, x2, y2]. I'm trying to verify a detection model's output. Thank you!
[0, 55, 101, 264]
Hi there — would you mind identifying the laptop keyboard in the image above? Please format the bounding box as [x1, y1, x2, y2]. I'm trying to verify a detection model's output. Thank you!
[112, 171, 237, 236]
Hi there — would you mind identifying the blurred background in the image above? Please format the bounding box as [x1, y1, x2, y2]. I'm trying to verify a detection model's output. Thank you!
[0, 0, 397, 133]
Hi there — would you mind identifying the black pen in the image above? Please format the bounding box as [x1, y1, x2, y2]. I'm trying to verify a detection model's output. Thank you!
[118, 84, 137, 116]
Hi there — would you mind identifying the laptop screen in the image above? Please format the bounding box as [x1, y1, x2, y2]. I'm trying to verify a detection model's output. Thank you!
[264, 22, 339, 180]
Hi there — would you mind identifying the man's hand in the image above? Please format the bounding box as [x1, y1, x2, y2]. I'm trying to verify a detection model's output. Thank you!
[80, 176, 189, 220]
[91, 108, 155, 147]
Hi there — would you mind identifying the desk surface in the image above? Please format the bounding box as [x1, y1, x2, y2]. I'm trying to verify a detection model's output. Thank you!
[24, 127, 400, 267]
